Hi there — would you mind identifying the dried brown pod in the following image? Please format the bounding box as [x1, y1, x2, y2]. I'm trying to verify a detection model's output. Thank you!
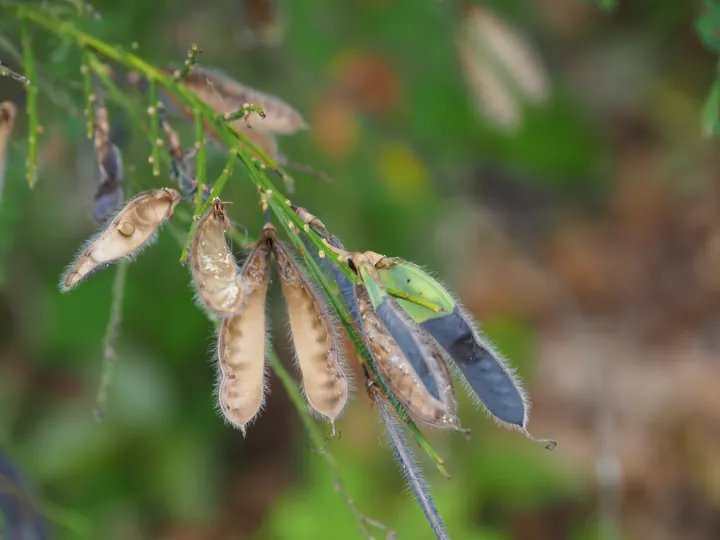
[190, 199, 245, 317]
[267, 225, 349, 423]
[61, 188, 181, 291]
[356, 285, 459, 430]
[92, 91, 124, 223]
[0, 101, 17, 200]
[216, 226, 273, 434]
[456, 6, 549, 131]
[178, 65, 308, 135]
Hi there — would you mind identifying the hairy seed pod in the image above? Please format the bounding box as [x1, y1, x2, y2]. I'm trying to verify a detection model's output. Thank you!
[179, 66, 308, 134]
[190, 199, 244, 316]
[216, 227, 273, 434]
[0, 101, 16, 201]
[356, 285, 458, 429]
[61, 188, 181, 291]
[372, 256, 556, 448]
[267, 225, 348, 422]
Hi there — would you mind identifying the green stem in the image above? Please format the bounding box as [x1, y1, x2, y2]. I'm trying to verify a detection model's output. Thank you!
[20, 20, 38, 188]
[148, 79, 161, 176]
[179, 149, 238, 263]
[94, 259, 129, 421]
[268, 349, 386, 539]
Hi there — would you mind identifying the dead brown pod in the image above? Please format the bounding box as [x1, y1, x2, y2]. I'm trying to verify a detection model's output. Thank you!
[61, 188, 181, 291]
[178, 65, 308, 135]
[266, 224, 349, 424]
[216, 225, 273, 434]
[355, 284, 459, 430]
[190, 198, 245, 317]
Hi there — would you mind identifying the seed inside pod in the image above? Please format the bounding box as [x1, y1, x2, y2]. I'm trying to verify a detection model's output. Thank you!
[267, 225, 348, 423]
[190, 198, 245, 317]
[179, 66, 308, 134]
[356, 285, 458, 430]
[216, 226, 273, 434]
[61, 188, 181, 291]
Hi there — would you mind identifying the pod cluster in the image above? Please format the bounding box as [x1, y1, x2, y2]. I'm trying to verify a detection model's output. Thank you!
[295, 206, 554, 447]
[188, 203, 348, 435]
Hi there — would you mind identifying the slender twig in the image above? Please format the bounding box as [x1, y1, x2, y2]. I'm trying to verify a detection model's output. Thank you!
[269, 350, 391, 539]
[20, 20, 38, 188]
[93, 259, 129, 421]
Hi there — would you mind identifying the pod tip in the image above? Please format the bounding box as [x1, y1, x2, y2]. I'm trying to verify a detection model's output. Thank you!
[521, 428, 557, 451]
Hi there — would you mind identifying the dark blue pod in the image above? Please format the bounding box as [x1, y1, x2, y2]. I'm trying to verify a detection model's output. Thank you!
[421, 307, 525, 427]
[0, 452, 48, 540]
[374, 297, 443, 401]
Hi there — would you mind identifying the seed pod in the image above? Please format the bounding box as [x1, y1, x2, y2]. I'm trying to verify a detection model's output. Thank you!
[216, 227, 273, 434]
[92, 91, 124, 223]
[190, 199, 245, 317]
[0, 101, 16, 202]
[372, 255, 556, 448]
[267, 225, 348, 422]
[356, 284, 458, 430]
[178, 66, 308, 134]
[61, 188, 181, 291]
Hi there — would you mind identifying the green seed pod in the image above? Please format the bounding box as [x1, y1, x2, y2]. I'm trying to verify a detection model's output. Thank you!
[369, 253, 555, 448]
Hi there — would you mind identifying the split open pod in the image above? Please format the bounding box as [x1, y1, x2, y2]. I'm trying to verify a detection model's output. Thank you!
[361, 251, 555, 449]
[61, 188, 181, 291]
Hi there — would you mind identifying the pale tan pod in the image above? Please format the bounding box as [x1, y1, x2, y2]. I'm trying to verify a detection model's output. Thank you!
[267, 225, 348, 422]
[216, 227, 273, 434]
[0, 101, 16, 199]
[61, 188, 181, 291]
[356, 285, 459, 429]
[190, 198, 244, 317]
[180, 66, 308, 134]
[236, 124, 281, 161]
[464, 6, 549, 104]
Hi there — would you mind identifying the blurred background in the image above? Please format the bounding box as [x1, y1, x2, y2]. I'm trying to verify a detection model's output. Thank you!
[1, 0, 720, 539]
